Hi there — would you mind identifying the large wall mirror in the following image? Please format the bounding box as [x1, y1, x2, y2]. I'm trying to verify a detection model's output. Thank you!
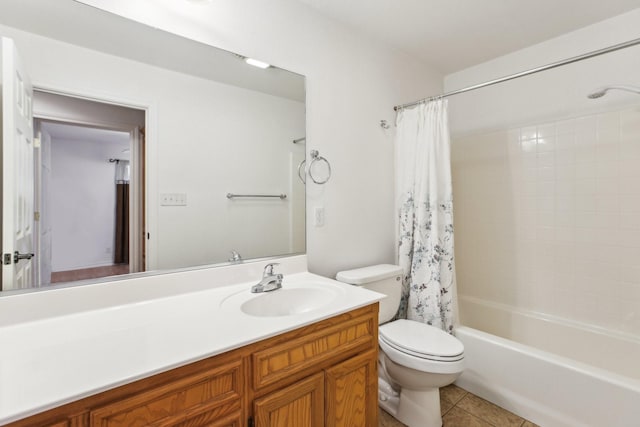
[0, 0, 306, 293]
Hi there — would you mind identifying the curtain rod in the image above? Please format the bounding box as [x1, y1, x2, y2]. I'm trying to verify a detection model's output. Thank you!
[394, 37, 640, 111]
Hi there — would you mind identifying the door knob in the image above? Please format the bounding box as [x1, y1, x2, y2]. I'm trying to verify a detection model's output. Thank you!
[14, 251, 34, 263]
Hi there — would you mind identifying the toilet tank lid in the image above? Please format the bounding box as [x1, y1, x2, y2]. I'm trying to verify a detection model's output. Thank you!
[336, 264, 403, 285]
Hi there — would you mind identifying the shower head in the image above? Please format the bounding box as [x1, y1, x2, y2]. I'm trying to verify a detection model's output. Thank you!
[587, 85, 640, 99]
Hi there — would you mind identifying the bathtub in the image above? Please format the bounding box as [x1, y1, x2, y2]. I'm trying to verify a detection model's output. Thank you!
[455, 296, 640, 427]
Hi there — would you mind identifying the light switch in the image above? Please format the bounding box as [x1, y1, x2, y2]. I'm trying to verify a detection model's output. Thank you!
[160, 193, 187, 206]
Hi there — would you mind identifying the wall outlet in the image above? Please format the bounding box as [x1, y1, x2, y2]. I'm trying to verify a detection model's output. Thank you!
[314, 206, 325, 227]
[160, 193, 187, 206]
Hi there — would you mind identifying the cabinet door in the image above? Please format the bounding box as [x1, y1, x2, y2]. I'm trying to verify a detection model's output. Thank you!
[253, 372, 324, 427]
[325, 350, 378, 427]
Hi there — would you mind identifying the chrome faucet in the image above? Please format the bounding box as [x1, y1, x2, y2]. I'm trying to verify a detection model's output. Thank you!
[228, 250, 243, 263]
[251, 263, 283, 293]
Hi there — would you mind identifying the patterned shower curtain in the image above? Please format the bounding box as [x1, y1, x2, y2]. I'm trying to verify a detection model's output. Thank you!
[395, 99, 456, 333]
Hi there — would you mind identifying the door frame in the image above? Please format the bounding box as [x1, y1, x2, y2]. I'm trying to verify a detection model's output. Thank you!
[31, 84, 156, 277]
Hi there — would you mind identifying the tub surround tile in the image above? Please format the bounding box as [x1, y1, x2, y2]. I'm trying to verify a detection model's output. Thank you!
[456, 393, 525, 427]
[453, 106, 640, 342]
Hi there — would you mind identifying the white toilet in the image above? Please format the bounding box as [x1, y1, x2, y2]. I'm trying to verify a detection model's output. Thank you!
[336, 264, 464, 427]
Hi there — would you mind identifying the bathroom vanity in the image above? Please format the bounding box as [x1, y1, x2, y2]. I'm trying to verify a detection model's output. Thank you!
[6, 305, 378, 427]
[0, 256, 382, 427]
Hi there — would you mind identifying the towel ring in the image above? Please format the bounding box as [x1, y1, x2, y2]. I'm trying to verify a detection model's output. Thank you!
[297, 159, 306, 184]
[308, 150, 331, 184]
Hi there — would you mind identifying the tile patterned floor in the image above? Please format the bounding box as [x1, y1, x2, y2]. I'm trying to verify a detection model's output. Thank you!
[379, 384, 540, 427]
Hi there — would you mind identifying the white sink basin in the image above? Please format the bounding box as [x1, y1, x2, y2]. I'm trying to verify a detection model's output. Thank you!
[221, 282, 346, 317]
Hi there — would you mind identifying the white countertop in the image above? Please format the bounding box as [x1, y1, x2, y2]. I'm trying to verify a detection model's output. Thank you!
[0, 256, 383, 425]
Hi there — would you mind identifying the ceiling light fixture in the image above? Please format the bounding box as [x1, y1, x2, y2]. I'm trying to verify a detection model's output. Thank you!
[244, 57, 271, 69]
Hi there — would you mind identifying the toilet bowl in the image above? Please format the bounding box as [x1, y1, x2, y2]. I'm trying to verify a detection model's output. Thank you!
[378, 319, 464, 426]
[336, 265, 465, 427]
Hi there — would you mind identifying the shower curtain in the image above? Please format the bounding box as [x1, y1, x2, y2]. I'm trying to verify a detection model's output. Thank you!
[395, 99, 456, 333]
[114, 160, 130, 264]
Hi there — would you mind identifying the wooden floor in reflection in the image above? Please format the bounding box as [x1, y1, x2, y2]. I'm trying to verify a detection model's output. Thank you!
[51, 264, 130, 283]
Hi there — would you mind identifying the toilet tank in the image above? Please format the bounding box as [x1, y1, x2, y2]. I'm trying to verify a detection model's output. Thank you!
[336, 264, 403, 324]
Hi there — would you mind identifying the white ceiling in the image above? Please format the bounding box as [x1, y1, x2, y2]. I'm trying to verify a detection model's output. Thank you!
[41, 122, 131, 157]
[0, 0, 305, 102]
[294, 0, 640, 73]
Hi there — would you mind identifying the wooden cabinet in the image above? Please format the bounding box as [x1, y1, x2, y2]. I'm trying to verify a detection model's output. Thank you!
[251, 311, 375, 391]
[249, 304, 378, 427]
[253, 350, 378, 427]
[7, 304, 378, 427]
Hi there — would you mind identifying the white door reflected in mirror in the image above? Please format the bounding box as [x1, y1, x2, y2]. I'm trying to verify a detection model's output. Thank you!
[2, 37, 35, 290]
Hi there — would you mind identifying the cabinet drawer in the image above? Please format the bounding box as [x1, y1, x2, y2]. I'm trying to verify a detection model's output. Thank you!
[90, 358, 242, 427]
[252, 312, 375, 390]
[41, 420, 84, 427]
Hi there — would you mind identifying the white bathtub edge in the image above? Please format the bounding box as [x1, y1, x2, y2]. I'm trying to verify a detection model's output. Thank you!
[455, 369, 579, 427]
[455, 325, 640, 427]
[456, 325, 640, 392]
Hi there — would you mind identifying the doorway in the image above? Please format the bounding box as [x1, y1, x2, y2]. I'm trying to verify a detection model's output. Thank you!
[33, 91, 146, 286]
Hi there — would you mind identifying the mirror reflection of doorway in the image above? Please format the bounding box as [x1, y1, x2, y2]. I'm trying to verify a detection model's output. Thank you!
[33, 91, 146, 286]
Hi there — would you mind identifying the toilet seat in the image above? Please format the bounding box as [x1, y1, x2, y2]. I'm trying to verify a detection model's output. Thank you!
[380, 319, 464, 360]
[379, 319, 464, 374]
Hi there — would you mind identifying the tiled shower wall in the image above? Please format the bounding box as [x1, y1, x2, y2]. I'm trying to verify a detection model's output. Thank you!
[452, 105, 640, 338]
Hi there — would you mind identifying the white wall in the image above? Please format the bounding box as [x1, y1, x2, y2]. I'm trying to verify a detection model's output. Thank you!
[74, 0, 443, 278]
[156, 89, 306, 268]
[447, 10, 640, 338]
[50, 135, 128, 271]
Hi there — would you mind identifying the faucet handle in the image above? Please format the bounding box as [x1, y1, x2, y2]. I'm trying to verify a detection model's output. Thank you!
[263, 262, 280, 276]
[228, 250, 242, 262]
